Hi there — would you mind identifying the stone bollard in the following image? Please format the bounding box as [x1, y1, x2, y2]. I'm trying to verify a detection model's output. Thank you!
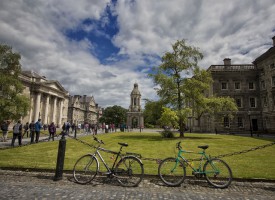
[54, 131, 66, 181]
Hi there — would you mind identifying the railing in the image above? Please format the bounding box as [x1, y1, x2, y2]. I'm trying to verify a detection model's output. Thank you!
[208, 65, 256, 72]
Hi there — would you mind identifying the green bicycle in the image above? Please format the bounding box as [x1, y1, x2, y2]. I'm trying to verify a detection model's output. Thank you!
[158, 141, 232, 188]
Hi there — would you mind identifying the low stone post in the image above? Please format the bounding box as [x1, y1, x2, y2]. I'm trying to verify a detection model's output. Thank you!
[54, 132, 66, 181]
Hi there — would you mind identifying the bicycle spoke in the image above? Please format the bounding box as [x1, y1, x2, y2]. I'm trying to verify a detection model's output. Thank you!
[204, 158, 232, 188]
[115, 157, 144, 187]
[73, 155, 98, 184]
[158, 157, 186, 186]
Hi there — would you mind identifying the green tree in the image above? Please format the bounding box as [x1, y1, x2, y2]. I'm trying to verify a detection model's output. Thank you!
[99, 105, 127, 127]
[158, 107, 179, 129]
[0, 44, 30, 122]
[143, 99, 164, 127]
[183, 68, 238, 129]
[149, 39, 203, 137]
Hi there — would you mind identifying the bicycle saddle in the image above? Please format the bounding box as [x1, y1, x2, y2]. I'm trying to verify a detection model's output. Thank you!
[198, 145, 209, 150]
[118, 142, 128, 147]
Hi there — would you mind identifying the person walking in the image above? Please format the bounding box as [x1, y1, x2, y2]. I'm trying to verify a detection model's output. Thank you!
[48, 122, 56, 141]
[11, 120, 23, 147]
[23, 122, 29, 138]
[34, 119, 42, 143]
[1, 120, 9, 142]
[29, 120, 35, 143]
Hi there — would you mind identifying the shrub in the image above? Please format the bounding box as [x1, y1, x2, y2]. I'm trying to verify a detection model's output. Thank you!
[160, 130, 174, 138]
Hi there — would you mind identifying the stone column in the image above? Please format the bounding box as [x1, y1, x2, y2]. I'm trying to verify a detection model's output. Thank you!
[44, 95, 50, 125]
[34, 92, 41, 121]
[59, 99, 64, 126]
[28, 95, 34, 122]
[52, 96, 57, 124]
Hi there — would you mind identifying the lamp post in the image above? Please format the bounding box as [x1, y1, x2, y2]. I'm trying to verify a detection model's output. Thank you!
[248, 111, 253, 137]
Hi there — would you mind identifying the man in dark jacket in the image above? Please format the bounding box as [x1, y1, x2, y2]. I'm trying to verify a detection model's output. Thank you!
[11, 120, 23, 147]
[29, 120, 35, 143]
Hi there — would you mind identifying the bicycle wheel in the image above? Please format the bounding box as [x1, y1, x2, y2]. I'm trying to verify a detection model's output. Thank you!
[73, 154, 99, 184]
[115, 156, 144, 187]
[158, 157, 186, 186]
[203, 158, 232, 188]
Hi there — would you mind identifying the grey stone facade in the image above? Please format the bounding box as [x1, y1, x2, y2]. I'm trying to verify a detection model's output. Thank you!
[20, 71, 69, 127]
[204, 36, 275, 134]
[67, 95, 102, 125]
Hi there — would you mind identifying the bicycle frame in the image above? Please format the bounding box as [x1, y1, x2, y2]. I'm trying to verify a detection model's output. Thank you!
[174, 148, 212, 175]
[92, 145, 124, 174]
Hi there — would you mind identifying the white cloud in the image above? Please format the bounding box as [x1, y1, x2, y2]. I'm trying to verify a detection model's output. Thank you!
[0, 0, 274, 109]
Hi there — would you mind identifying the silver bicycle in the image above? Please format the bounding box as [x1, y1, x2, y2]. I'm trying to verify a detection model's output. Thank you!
[73, 136, 144, 187]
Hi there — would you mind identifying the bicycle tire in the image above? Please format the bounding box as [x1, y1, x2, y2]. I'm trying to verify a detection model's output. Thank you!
[203, 158, 232, 188]
[158, 157, 186, 186]
[73, 154, 99, 184]
[115, 156, 144, 187]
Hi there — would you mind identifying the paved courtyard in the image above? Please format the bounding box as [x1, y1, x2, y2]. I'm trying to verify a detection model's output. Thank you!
[0, 170, 274, 200]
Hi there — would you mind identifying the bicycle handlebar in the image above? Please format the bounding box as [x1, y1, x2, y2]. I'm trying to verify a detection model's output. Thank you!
[176, 141, 182, 150]
[93, 136, 104, 144]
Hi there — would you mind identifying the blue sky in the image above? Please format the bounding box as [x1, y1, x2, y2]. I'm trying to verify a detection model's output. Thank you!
[0, 0, 275, 108]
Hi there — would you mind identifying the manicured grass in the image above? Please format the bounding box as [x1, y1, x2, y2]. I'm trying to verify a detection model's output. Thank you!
[0, 131, 275, 180]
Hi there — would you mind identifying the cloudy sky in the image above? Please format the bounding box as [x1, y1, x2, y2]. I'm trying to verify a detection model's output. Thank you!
[0, 0, 275, 109]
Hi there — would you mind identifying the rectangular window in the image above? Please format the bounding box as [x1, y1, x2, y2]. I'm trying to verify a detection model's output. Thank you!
[237, 117, 243, 128]
[223, 117, 229, 128]
[250, 97, 256, 108]
[235, 98, 242, 108]
[221, 82, 228, 90]
[263, 96, 267, 107]
[234, 82, 240, 90]
[270, 63, 275, 69]
[249, 82, 254, 90]
[261, 80, 266, 90]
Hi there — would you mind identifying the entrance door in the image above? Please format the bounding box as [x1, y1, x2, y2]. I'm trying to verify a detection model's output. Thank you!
[252, 119, 258, 131]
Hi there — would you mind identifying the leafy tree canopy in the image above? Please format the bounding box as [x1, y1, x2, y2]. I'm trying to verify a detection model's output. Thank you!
[99, 105, 127, 127]
[143, 99, 164, 127]
[149, 39, 203, 137]
[0, 44, 30, 122]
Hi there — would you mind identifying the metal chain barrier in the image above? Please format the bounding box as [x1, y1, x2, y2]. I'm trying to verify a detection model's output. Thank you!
[2, 133, 275, 165]
[213, 141, 275, 159]
[67, 136, 275, 164]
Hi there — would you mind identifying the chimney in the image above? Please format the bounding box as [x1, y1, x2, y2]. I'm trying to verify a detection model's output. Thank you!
[223, 58, 231, 66]
[273, 36, 275, 47]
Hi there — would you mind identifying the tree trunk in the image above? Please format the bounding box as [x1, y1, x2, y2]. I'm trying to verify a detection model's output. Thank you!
[179, 117, 185, 137]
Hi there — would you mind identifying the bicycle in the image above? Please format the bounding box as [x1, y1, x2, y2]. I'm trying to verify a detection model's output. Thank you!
[73, 136, 144, 187]
[158, 141, 232, 188]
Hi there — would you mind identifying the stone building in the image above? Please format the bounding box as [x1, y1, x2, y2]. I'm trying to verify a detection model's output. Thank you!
[202, 36, 275, 134]
[253, 36, 275, 132]
[126, 83, 144, 129]
[20, 71, 69, 127]
[204, 59, 261, 133]
[67, 95, 102, 125]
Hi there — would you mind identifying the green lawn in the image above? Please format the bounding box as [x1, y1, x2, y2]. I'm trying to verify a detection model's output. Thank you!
[1, 131, 275, 180]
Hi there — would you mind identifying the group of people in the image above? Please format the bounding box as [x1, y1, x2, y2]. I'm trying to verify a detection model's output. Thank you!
[0, 119, 58, 147]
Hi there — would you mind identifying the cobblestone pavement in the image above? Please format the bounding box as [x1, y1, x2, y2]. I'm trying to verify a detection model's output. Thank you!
[0, 170, 274, 200]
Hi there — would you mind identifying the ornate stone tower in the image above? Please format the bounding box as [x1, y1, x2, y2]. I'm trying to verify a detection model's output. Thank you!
[127, 83, 144, 129]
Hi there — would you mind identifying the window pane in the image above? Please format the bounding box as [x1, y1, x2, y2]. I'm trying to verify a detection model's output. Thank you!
[250, 98, 256, 108]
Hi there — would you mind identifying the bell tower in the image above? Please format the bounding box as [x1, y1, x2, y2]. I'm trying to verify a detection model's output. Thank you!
[127, 83, 144, 130]
[129, 83, 142, 112]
